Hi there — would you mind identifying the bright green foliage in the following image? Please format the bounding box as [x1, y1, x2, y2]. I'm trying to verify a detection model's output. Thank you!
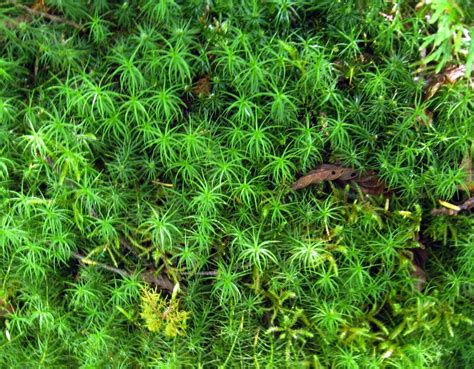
[0, 0, 473, 368]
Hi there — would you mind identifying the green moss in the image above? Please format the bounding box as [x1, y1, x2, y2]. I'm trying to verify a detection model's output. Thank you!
[0, 0, 472, 368]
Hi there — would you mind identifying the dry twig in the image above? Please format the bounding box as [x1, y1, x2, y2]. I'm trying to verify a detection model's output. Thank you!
[431, 198, 474, 216]
[5, 0, 82, 29]
[72, 252, 175, 291]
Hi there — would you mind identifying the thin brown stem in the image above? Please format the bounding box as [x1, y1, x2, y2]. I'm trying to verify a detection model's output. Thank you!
[7, 1, 82, 29]
[72, 252, 130, 277]
[431, 197, 474, 216]
[71, 252, 175, 292]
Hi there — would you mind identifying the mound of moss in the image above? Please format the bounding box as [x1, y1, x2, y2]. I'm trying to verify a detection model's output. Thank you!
[0, 1, 473, 368]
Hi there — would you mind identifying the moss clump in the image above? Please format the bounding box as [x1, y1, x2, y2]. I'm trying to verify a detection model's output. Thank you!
[0, 1, 473, 368]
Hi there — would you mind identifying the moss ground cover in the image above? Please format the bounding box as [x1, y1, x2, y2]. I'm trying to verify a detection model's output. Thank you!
[0, 1, 473, 367]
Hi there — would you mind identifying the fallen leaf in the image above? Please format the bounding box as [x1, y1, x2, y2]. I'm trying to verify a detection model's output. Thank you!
[353, 171, 386, 194]
[292, 164, 387, 194]
[292, 165, 351, 190]
[424, 65, 467, 100]
[444, 65, 467, 83]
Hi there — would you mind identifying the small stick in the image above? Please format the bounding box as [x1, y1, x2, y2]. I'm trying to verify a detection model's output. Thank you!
[152, 180, 174, 188]
[71, 252, 174, 291]
[72, 252, 130, 277]
[7, 1, 82, 30]
[431, 197, 474, 216]
[180, 270, 218, 276]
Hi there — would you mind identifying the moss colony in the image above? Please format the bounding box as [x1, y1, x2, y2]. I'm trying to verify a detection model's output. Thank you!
[0, 1, 473, 368]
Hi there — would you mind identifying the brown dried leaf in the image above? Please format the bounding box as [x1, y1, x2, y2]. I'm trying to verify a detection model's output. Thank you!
[292, 165, 347, 190]
[424, 77, 444, 100]
[353, 172, 386, 194]
[338, 168, 359, 181]
[357, 184, 386, 195]
[444, 65, 467, 84]
[424, 65, 467, 100]
[292, 165, 387, 194]
[309, 164, 352, 179]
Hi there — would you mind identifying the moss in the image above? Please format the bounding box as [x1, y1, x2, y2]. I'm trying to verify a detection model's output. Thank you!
[0, 0, 472, 367]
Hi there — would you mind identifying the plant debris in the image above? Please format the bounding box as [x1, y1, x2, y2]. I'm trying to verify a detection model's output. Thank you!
[0, 297, 15, 318]
[292, 164, 387, 194]
[72, 253, 175, 292]
[431, 197, 474, 216]
[193, 76, 211, 97]
[460, 149, 474, 193]
[424, 65, 467, 100]
[408, 242, 428, 291]
[2, 0, 83, 30]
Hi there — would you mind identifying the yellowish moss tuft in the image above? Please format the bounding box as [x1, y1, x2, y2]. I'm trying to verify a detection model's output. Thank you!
[140, 285, 190, 337]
